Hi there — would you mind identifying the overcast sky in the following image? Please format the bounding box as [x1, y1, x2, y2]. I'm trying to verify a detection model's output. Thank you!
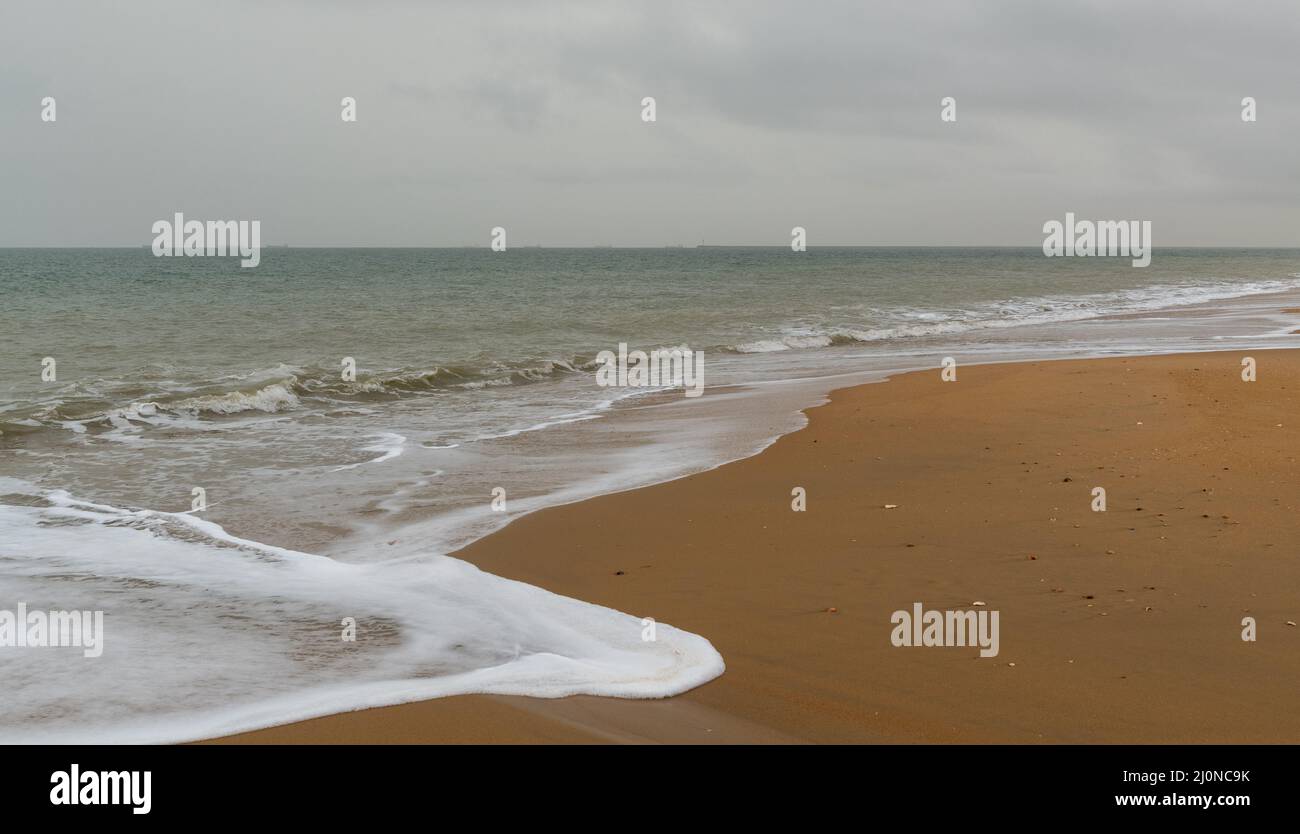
[2, 0, 1298, 246]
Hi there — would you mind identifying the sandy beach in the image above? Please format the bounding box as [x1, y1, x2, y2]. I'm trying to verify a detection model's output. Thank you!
[214, 348, 1300, 744]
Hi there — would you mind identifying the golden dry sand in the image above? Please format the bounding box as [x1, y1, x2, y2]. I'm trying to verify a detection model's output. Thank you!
[214, 349, 1300, 744]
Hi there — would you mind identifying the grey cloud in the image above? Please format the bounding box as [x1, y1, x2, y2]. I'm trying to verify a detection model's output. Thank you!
[0, 0, 1297, 246]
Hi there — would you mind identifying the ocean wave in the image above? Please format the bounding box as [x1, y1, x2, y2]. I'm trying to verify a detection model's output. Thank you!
[296, 359, 585, 398]
[721, 276, 1300, 354]
[5, 275, 1299, 444]
[732, 335, 836, 353]
[167, 383, 302, 415]
[0, 357, 597, 442]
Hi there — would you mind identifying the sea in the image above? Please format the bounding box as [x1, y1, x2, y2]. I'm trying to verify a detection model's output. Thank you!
[2, 246, 1298, 742]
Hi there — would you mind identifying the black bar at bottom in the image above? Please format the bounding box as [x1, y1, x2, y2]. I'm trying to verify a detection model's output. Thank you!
[3, 744, 1282, 820]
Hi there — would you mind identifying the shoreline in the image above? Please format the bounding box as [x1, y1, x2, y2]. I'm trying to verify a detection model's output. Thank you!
[213, 346, 1300, 743]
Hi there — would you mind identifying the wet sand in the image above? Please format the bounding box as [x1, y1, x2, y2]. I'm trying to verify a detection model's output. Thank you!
[214, 349, 1300, 743]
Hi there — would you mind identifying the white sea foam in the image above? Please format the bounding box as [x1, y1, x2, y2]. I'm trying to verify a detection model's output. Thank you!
[0, 485, 724, 744]
[169, 382, 301, 415]
[332, 432, 407, 471]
